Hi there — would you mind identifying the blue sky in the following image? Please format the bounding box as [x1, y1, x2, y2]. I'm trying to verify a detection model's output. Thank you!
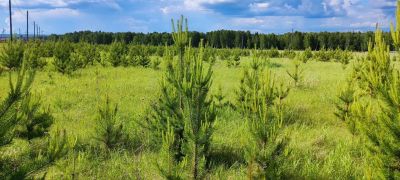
[0, 0, 397, 34]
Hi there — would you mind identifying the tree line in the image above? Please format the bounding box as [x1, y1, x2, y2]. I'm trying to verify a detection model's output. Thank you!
[47, 30, 394, 51]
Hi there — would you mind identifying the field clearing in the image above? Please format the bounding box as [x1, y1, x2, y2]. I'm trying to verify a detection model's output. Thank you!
[0, 56, 369, 178]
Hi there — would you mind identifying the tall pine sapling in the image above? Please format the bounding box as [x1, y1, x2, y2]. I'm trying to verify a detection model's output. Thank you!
[241, 67, 290, 179]
[0, 61, 35, 146]
[148, 16, 216, 179]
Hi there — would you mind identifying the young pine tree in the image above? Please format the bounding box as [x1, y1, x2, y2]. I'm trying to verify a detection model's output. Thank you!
[238, 58, 290, 179]
[15, 93, 54, 140]
[108, 41, 128, 67]
[286, 59, 303, 87]
[24, 42, 47, 69]
[148, 16, 216, 179]
[0, 40, 25, 70]
[339, 5, 400, 178]
[236, 50, 267, 115]
[94, 97, 127, 152]
[0, 61, 35, 145]
[53, 40, 75, 74]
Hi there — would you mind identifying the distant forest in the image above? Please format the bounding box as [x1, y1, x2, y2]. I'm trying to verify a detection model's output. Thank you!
[47, 30, 394, 51]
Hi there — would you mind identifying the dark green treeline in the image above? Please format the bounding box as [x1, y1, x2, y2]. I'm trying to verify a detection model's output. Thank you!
[47, 30, 394, 51]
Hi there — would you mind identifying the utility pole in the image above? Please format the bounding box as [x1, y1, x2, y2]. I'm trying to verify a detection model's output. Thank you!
[33, 21, 36, 39]
[9, 0, 12, 41]
[290, 28, 294, 50]
[26, 11, 29, 41]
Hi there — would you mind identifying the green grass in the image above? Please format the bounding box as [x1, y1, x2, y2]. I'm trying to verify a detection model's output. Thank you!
[0, 56, 373, 179]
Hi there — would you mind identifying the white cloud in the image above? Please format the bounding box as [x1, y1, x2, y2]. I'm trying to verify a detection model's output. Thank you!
[0, 0, 121, 9]
[183, 0, 233, 11]
[249, 2, 270, 12]
[231, 17, 264, 25]
[124, 17, 149, 32]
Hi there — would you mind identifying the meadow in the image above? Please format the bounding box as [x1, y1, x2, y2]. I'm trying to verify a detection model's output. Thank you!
[0, 52, 372, 179]
[1, 8, 400, 179]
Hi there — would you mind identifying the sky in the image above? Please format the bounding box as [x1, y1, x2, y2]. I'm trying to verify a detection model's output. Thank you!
[0, 0, 398, 34]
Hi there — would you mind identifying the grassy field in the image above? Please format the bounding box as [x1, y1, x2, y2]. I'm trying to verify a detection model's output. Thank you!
[0, 55, 373, 179]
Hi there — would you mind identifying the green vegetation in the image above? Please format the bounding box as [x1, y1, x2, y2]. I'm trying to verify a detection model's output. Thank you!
[2, 4, 400, 179]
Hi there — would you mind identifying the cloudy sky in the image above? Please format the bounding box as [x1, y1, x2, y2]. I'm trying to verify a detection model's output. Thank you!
[0, 0, 397, 34]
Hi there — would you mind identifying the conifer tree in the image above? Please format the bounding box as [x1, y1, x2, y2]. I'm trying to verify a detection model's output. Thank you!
[148, 16, 216, 179]
[108, 41, 127, 67]
[0, 61, 35, 145]
[53, 40, 75, 74]
[238, 58, 290, 178]
[236, 50, 266, 115]
[15, 93, 54, 140]
[286, 59, 303, 87]
[24, 42, 47, 69]
[94, 97, 127, 152]
[339, 3, 400, 177]
[335, 80, 355, 121]
[227, 52, 240, 68]
[355, 27, 392, 96]
[0, 40, 25, 69]
[236, 49, 290, 178]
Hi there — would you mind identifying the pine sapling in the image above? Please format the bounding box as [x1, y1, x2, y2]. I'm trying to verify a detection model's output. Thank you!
[94, 97, 127, 152]
[0, 61, 35, 146]
[286, 59, 303, 87]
